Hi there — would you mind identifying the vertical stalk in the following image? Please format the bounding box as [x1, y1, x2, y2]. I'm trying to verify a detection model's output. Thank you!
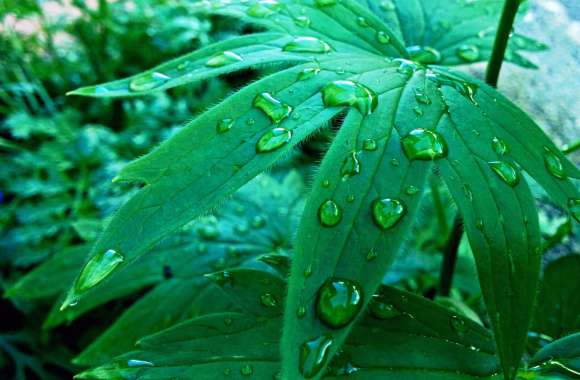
[485, 0, 521, 87]
[438, 0, 522, 296]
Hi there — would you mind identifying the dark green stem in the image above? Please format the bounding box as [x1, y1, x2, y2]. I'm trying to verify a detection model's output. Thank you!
[485, 0, 521, 87]
[438, 0, 521, 296]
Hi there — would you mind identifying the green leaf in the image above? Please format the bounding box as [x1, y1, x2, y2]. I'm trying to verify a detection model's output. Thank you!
[526, 333, 580, 378]
[282, 60, 445, 379]
[60, 57, 384, 309]
[195, 0, 407, 58]
[358, 0, 547, 67]
[71, 173, 305, 366]
[532, 255, 580, 340]
[76, 268, 500, 380]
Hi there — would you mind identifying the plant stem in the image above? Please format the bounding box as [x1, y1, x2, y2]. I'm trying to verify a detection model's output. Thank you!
[485, 0, 521, 87]
[438, 0, 522, 296]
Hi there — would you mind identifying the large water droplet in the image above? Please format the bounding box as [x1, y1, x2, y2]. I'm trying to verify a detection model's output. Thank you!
[568, 199, 580, 223]
[253, 92, 292, 123]
[369, 294, 402, 319]
[217, 118, 235, 134]
[543, 148, 567, 179]
[75, 249, 124, 293]
[401, 128, 448, 161]
[299, 336, 333, 378]
[205, 51, 243, 67]
[407, 45, 442, 64]
[283, 37, 332, 53]
[129, 72, 170, 92]
[322, 80, 378, 116]
[489, 161, 520, 187]
[456, 44, 480, 62]
[316, 278, 363, 328]
[372, 198, 406, 230]
[318, 200, 342, 227]
[256, 128, 292, 153]
[340, 152, 361, 179]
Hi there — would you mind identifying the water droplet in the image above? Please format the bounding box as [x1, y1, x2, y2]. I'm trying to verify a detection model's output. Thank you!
[492, 137, 509, 156]
[369, 295, 402, 319]
[357, 17, 369, 27]
[489, 161, 520, 187]
[240, 364, 254, 376]
[318, 200, 342, 227]
[247, 0, 282, 17]
[450, 315, 468, 335]
[316, 279, 363, 328]
[304, 263, 313, 277]
[426, 70, 479, 104]
[253, 92, 292, 123]
[217, 118, 235, 134]
[299, 335, 333, 378]
[401, 128, 448, 161]
[362, 138, 378, 151]
[405, 185, 419, 195]
[456, 44, 480, 62]
[256, 128, 292, 153]
[463, 184, 473, 201]
[205, 51, 243, 67]
[322, 180, 331, 188]
[346, 194, 355, 203]
[299, 67, 321, 81]
[260, 293, 279, 308]
[251, 215, 267, 228]
[127, 359, 154, 368]
[407, 45, 442, 64]
[372, 198, 406, 230]
[283, 36, 332, 54]
[75, 249, 124, 293]
[380, 0, 395, 11]
[246, 118, 256, 126]
[395, 58, 418, 75]
[129, 72, 170, 92]
[315, 0, 337, 7]
[390, 158, 400, 167]
[414, 89, 431, 104]
[294, 15, 311, 27]
[297, 306, 306, 318]
[568, 199, 580, 223]
[322, 80, 378, 116]
[197, 225, 220, 240]
[543, 148, 567, 179]
[376, 31, 391, 44]
[366, 248, 378, 261]
[340, 152, 361, 179]
[476, 219, 484, 230]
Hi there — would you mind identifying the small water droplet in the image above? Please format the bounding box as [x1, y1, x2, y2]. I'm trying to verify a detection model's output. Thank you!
[476, 219, 484, 230]
[297, 306, 306, 318]
[456, 44, 480, 62]
[253, 92, 292, 123]
[260, 293, 279, 308]
[376, 31, 391, 44]
[317, 278, 363, 328]
[299, 66, 321, 81]
[217, 118, 235, 134]
[256, 128, 292, 153]
[395, 58, 418, 75]
[401, 128, 448, 161]
[318, 200, 342, 227]
[294, 15, 311, 27]
[414, 89, 431, 104]
[322, 180, 331, 188]
[251, 215, 266, 228]
[340, 152, 361, 179]
[489, 161, 520, 187]
[206, 51, 243, 67]
[390, 158, 400, 167]
[405, 185, 419, 195]
[299, 335, 333, 378]
[450, 315, 468, 335]
[369, 294, 402, 319]
[492, 137, 509, 156]
[283, 36, 332, 53]
[304, 263, 313, 277]
[346, 194, 356, 203]
[543, 148, 567, 179]
[240, 364, 254, 376]
[357, 16, 369, 27]
[129, 72, 170, 92]
[463, 184, 473, 201]
[75, 249, 124, 293]
[322, 80, 378, 116]
[372, 198, 406, 230]
[362, 138, 378, 151]
[407, 45, 442, 64]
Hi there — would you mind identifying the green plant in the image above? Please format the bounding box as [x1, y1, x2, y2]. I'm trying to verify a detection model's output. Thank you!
[9, 0, 580, 379]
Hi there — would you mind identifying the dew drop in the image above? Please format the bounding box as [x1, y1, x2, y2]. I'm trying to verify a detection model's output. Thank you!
[129, 72, 170, 92]
[75, 249, 124, 293]
[322, 80, 378, 116]
[543, 148, 567, 179]
[297, 306, 307, 318]
[197, 225, 220, 240]
[376, 31, 391, 44]
[256, 128, 292, 153]
[205, 51, 243, 67]
[304, 263, 313, 278]
[401, 128, 448, 161]
[405, 185, 419, 195]
[299, 335, 333, 378]
[357, 16, 369, 27]
[450, 315, 468, 335]
[251, 215, 267, 228]
[366, 248, 378, 261]
[372, 198, 406, 230]
[492, 137, 509, 156]
[299, 67, 321, 81]
[217, 118, 235, 134]
[369, 295, 402, 319]
[253, 92, 292, 123]
[489, 161, 520, 187]
[318, 200, 342, 227]
[456, 44, 480, 62]
[407, 45, 442, 64]
[395, 58, 417, 75]
[414, 89, 431, 105]
[315, 0, 337, 7]
[294, 15, 311, 27]
[240, 364, 254, 376]
[247, 0, 282, 18]
[322, 180, 331, 188]
[283, 36, 332, 53]
[316, 278, 363, 328]
[340, 152, 361, 179]
[346, 194, 356, 203]
[362, 138, 378, 151]
[260, 293, 279, 308]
